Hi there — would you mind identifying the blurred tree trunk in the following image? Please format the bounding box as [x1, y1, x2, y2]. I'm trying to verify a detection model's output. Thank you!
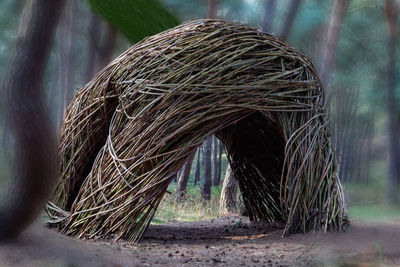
[96, 23, 117, 73]
[216, 140, 224, 185]
[84, 11, 101, 83]
[385, 0, 400, 203]
[319, 0, 350, 88]
[0, 0, 64, 240]
[175, 150, 196, 202]
[219, 164, 238, 215]
[201, 136, 212, 201]
[212, 136, 219, 186]
[84, 11, 117, 84]
[261, 0, 276, 33]
[280, 0, 302, 41]
[58, 0, 78, 126]
[208, 0, 218, 19]
[194, 147, 201, 185]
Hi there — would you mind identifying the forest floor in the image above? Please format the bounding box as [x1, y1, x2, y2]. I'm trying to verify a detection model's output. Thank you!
[1, 216, 400, 266]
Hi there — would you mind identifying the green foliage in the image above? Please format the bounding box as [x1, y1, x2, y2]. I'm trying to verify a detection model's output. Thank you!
[88, 0, 180, 43]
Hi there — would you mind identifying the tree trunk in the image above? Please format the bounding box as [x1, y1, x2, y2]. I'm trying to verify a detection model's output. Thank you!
[280, 0, 302, 41]
[212, 136, 219, 186]
[84, 11, 102, 83]
[385, 0, 400, 203]
[194, 147, 201, 185]
[96, 23, 117, 73]
[208, 0, 218, 19]
[216, 140, 224, 186]
[175, 150, 196, 201]
[261, 0, 276, 33]
[219, 164, 238, 216]
[201, 136, 212, 201]
[0, 0, 65, 240]
[58, 0, 78, 126]
[319, 0, 350, 88]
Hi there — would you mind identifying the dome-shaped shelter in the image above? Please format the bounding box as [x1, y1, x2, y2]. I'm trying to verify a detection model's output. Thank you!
[48, 19, 347, 242]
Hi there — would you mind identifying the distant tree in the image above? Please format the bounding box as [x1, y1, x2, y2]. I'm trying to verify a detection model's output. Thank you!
[97, 23, 117, 71]
[280, 0, 302, 41]
[208, 0, 218, 19]
[57, 0, 78, 125]
[219, 164, 238, 215]
[319, 0, 351, 88]
[201, 136, 212, 201]
[261, 0, 276, 33]
[0, 0, 65, 240]
[84, 11, 102, 83]
[84, 10, 117, 84]
[212, 136, 219, 186]
[194, 147, 201, 185]
[175, 150, 196, 201]
[384, 0, 400, 203]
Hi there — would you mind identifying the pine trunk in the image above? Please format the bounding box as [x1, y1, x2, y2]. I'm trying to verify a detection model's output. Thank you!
[385, 0, 400, 203]
[194, 147, 201, 185]
[212, 136, 219, 186]
[280, 0, 302, 41]
[175, 150, 196, 201]
[201, 136, 212, 201]
[219, 164, 238, 215]
[261, 0, 276, 33]
[319, 0, 350, 88]
[0, 0, 65, 240]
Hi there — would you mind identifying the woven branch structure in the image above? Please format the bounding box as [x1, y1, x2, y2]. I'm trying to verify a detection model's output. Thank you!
[48, 19, 347, 242]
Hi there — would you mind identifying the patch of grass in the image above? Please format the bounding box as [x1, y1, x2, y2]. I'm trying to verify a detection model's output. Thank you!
[152, 183, 223, 224]
[347, 204, 400, 221]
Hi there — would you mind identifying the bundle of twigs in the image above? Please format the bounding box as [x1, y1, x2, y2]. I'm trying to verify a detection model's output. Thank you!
[48, 19, 347, 242]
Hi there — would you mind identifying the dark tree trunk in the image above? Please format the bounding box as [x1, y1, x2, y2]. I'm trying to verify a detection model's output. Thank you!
[194, 147, 201, 185]
[84, 11, 102, 83]
[96, 23, 117, 73]
[261, 0, 276, 33]
[216, 139, 224, 186]
[219, 164, 238, 215]
[319, 0, 350, 88]
[208, 0, 218, 19]
[385, 0, 400, 203]
[58, 0, 78, 126]
[0, 0, 65, 240]
[175, 150, 196, 202]
[280, 0, 302, 41]
[212, 136, 219, 186]
[201, 136, 212, 201]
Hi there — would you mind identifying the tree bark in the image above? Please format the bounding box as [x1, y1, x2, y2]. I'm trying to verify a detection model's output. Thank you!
[96, 23, 117, 73]
[385, 0, 400, 203]
[201, 136, 212, 201]
[0, 0, 65, 240]
[219, 164, 238, 216]
[84, 11, 102, 83]
[208, 0, 218, 19]
[212, 136, 219, 186]
[175, 150, 196, 202]
[319, 0, 350, 88]
[261, 0, 276, 33]
[58, 0, 78, 126]
[194, 147, 201, 185]
[280, 0, 302, 41]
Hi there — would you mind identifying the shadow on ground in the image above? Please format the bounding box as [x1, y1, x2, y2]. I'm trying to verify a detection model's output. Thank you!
[1, 216, 399, 266]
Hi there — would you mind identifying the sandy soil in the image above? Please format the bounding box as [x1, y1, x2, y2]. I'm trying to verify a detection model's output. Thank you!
[1, 217, 399, 266]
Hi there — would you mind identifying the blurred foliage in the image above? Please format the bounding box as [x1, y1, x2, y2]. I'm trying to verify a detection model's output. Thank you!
[89, 0, 180, 43]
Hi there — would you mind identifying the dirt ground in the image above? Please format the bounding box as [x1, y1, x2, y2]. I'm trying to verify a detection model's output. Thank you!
[1, 217, 399, 266]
